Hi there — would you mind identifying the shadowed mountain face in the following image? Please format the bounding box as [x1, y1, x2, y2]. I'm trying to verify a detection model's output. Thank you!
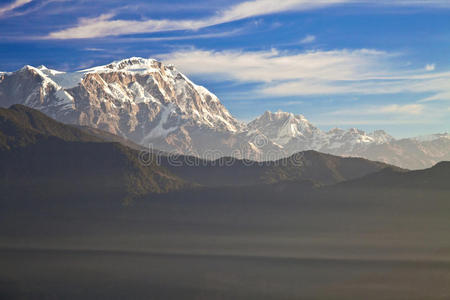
[0, 104, 103, 150]
[0, 105, 190, 200]
[160, 150, 395, 187]
[339, 161, 450, 191]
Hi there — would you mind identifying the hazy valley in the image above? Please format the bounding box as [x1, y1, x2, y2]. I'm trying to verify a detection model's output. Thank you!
[0, 103, 449, 299]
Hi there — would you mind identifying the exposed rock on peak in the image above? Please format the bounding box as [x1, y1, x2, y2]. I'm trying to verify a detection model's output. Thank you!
[0, 57, 263, 159]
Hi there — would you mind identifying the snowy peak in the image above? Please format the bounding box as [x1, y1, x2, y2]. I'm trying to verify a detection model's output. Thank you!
[2, 64, 75, 113]
[108, 57, 158, 69]
[248, 110, 320, 146]
[255, 110, 309, 123]
[0, 57, 241, 151]
[369, 130, 394, 144]
[324, 127, 377, 151]
[249, 110, 398, 153]
[83, 57, 161, 74]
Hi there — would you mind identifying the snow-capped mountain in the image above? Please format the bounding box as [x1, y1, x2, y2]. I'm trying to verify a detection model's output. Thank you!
[0, 58, 239, 134]
[248, 110, 394, 154]
[0, 57, 282, 159]
[248, 110, 449, 169]
[247, 111, 323, 147]
[0, 57, 448, 168]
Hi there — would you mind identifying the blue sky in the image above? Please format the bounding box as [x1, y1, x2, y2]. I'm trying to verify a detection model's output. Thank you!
[1, 0, 450, 137]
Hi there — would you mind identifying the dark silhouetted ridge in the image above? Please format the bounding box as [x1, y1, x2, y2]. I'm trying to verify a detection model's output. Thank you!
[0, 104, 190, 201]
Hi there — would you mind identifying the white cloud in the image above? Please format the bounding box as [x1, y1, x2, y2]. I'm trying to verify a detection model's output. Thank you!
[47, 13, 208, 39]
[159, 48, 450, 101]
[44, 0, 450, 39]
[382, 104, 424, 114]
[84, 48, 105, 52]
[0, 0, 32, 17]
[159, 48, 388, 83]
[213, 0, 345, 23]
[44, 0, 351, 39]
[330, 104, 424, 116]
[425, 63, 435, 71]
[116, 28, 245, 42]
[315, 118, 432, 126]
[300, 35, 316, 44]
[315, 102, 450, 128]
[420, 91, 450, 102]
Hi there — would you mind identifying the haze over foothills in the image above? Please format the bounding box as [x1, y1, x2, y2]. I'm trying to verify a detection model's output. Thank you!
[1, 0, 450, 138]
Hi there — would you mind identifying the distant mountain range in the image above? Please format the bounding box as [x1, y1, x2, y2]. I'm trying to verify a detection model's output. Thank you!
[1, 57, 449, 169]
[248, 110, 450, 169]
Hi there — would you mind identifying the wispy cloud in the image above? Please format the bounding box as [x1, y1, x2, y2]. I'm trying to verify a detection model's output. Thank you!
[115, 28, 245, 42]
[315, 118, 434, 126]
[159, 48, 450, 102]
[43, 0, 450, 39]
[44, 0, 349, 39]
[0, 0, 32, 17]
[420, 91, 450, 102]
[159, 48, 390, 82]
[84, 47, 105, 52]
[314, 102, 449, 129]
[329, 104, 425, 116]
[300, 34, 316, 44]
[425, 63, 435, 71]
[4, 0, 72, 18]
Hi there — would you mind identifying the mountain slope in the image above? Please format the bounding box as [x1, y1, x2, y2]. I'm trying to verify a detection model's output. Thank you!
[339, 161, 450, 190]
[0, 105, 190, 200]
[161, 150, 396, 187]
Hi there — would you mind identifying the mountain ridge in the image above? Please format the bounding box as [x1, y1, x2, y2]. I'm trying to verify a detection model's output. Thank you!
[0, 104, 192, 200]
[338, 160, 450, 190]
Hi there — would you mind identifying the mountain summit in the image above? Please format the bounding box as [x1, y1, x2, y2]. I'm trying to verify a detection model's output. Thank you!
[0, 57, 268, 158]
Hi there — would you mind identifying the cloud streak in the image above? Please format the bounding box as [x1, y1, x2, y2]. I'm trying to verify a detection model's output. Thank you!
[44, 0, 351, 39]
[300, 35, 316, 44]
[44, 0, 450, 39]
[329, 104, 425, 116]
[0, 0, 32, 17]
[159, 48, 389, 82]
[159, 48, 450, 102]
